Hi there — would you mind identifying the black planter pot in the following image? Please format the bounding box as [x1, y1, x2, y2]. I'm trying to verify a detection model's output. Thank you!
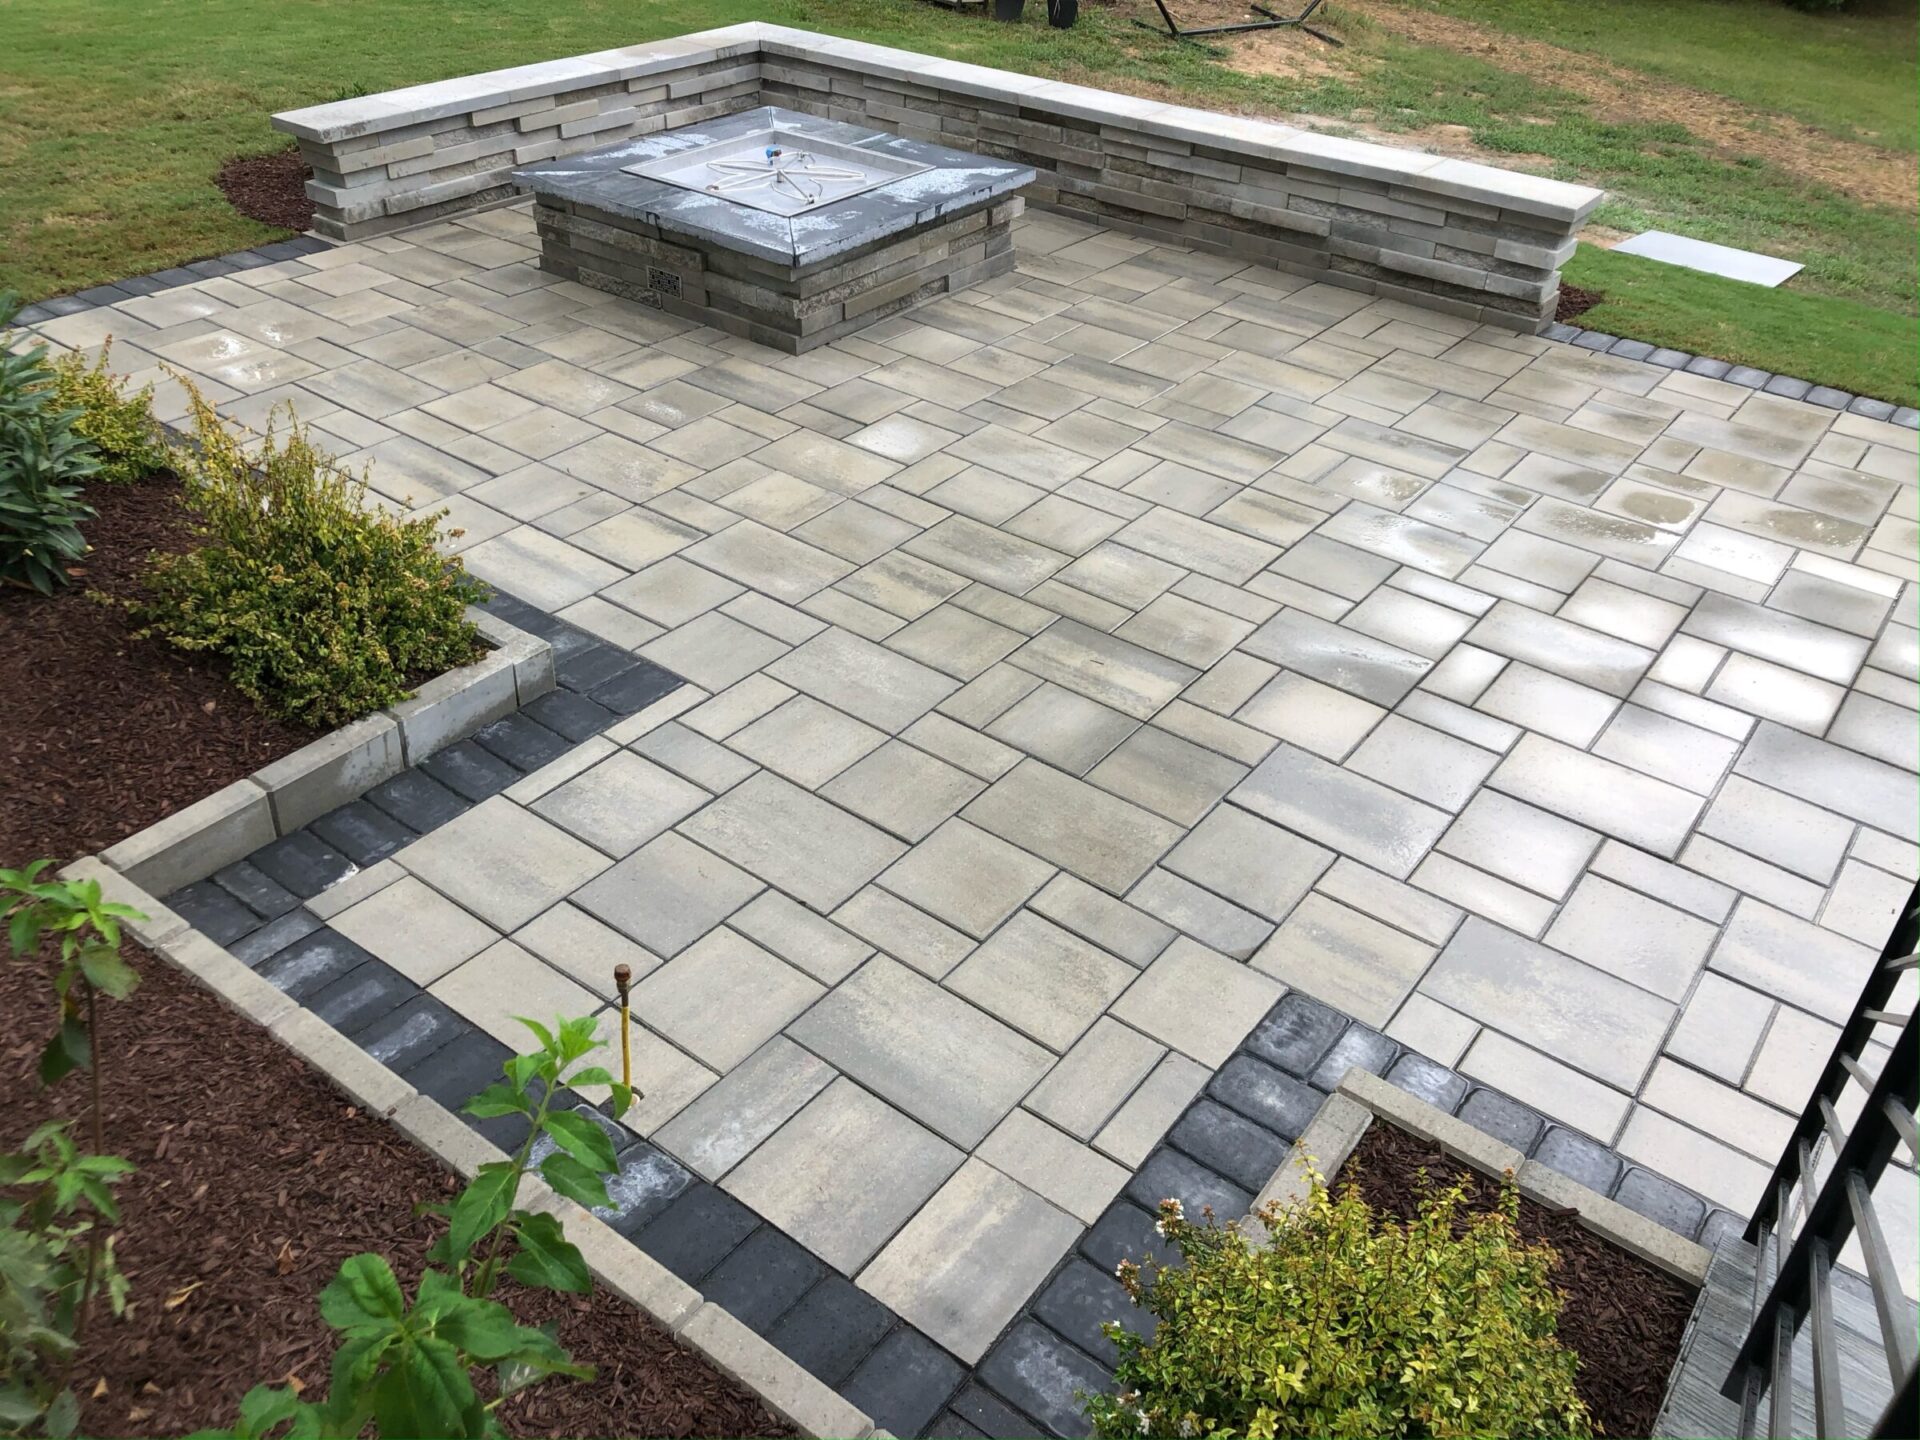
[992, 0, 1025, 20]
[1047, 0, 1078, 26]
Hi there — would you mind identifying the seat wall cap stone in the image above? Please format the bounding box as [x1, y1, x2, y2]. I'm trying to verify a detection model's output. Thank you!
[265, 21, 1608, 225]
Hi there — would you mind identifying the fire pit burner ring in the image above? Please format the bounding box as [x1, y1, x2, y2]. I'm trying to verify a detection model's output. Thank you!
[623, 126, 933, 218]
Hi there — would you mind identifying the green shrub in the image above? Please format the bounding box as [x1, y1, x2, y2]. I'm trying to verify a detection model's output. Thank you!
[1088, 1177, 1594, 1440]
[0, 298, 98, 595]
[45, 342, 167, 485]
[136, 385, 487, 729]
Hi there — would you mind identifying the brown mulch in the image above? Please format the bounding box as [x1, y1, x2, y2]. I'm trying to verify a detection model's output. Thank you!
[1337, 1122, 1695, 1439]
[1556, 281, 1605, 324]
[0, 477, 312, 869]
[0, 940, 793, 1438]
[216, 146, 315, 232]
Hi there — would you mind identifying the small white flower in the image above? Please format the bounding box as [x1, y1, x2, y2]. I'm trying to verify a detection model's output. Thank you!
[1179, 1420, 1195, 1437]
[1154, 1219, 1167, 1237]
[1137, 1412, 1150, 1434]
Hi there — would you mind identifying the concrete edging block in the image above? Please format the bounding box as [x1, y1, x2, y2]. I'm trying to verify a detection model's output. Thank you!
[96, 612, 549, 895]
[674, 1303, 877, 1440]
[268, 1007, 417, 1115]
[1238, 1092, 1372, 1245]
[151, 927, 297, 1029]
[254, 713, 405, 834]
[390, 1093, 512, 1179]
[101, 779, 275, 897]
[1337, 1068, 1527, 1178]
[1516, 1159, 1712, 1286]
[472, 605, 556, 702]
[384, 650, 520, 765]
[1251, 1069, 1715, 1287]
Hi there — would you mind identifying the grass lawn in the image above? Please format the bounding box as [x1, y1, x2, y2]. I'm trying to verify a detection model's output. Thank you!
[1, 0, 1912, 400]
[1381, 0, 1918, 150]
[1567, 245, 1918, 405]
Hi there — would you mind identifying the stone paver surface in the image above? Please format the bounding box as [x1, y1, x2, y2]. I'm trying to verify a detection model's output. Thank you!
[46, 205, 1918, 1363]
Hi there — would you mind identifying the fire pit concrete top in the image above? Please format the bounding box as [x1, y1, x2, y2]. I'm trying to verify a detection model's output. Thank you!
[515, 105, 1033, 269]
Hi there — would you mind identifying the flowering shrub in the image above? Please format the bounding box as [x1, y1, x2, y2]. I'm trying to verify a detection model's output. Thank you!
[1087, 1175, 1593, 1440]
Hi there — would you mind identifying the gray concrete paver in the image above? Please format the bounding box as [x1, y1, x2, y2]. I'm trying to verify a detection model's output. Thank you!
[124, 205, 1920, 1287]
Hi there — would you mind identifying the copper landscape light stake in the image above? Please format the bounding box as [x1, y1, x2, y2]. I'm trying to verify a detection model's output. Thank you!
[614, 963, 633, 1091]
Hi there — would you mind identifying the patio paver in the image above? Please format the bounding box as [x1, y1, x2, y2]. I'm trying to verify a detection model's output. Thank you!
[45, 202, 1919, 1409]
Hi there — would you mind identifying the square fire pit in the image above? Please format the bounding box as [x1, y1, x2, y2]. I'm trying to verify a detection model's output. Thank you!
[516, 106, 1034, 352]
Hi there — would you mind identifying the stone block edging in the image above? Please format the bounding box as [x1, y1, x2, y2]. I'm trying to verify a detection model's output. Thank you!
[1244, 1068, 1712, 1287]
[53, 858, 881, 1440]
[98, 607, 551, 896]
[269, 22, 1602, 332]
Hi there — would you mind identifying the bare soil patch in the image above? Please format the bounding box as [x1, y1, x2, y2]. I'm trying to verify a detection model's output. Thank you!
[1337, 1121, 1695, 1440]
[0, 944, 792, 1438]
[0, 476, 309, 869]
[216, 146, 314, 232]
[1556, 280, 1605, 323]
[1328, 0, 1917, 210]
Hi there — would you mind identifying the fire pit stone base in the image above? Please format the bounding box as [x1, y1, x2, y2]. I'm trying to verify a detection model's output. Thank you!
[517, 106, 1033, 352]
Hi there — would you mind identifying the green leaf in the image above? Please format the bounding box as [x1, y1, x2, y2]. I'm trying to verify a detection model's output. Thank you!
[413, 1266, 466, 1323]
[540, 1110, 616, 1174]
[505, 1211, 592, 1295]
[515, 1016, 557, 1053]
[76, 942, 139, 1000]
[607, 1081, 634, 1120]
[0, 1387, 45, 1428]
[235, 1383, 308, 1439]
[567, 1065, 615, 1089]
[503, 1052, 545, 1092]
[43, 1387, 80, 1439]
[460, 1082, 532, 1120]
[557, 1014, 599, 1064]
[38, 1018, 89, 1085]
[318, 1253, 407, 1336]
[370, 1335, 481, 1440]
[537, 1151, 611, 1211]
[446, 1162, 518, 1261]
[434, 1295, 539, 1362]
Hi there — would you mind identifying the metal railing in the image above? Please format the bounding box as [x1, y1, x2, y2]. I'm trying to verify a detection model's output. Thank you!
[1723, 882, 1919, 1439]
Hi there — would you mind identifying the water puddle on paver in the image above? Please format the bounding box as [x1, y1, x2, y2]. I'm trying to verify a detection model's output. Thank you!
[1615, 489, 1696, 527]
[1748, 505, 1859, 548]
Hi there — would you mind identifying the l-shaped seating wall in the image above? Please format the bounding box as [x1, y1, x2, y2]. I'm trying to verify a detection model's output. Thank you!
[272, 22, 1602, 333]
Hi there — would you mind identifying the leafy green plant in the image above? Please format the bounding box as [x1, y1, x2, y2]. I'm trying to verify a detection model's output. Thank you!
[1088, 1176, 1593, 1440]
[1, 861, 145, 1438]
[134, 382, 486, 729]
[0, 1125, 135, 1438]
[0, 298, 98, 595]
[196, 1015, 637, 1440]
[45, 341, 167, 485]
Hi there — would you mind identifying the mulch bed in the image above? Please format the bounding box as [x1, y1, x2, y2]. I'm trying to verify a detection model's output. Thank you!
[1337, 1122, 1695, 1439]
[0, 476, 311, 870]
[1556, 281, 1604, 324]
[0, 941, 792, 1438]
[216, 146, 315, 232]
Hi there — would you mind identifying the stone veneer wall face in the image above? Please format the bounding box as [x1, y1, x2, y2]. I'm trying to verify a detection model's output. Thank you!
[276, 26, 1600, 332]
[296, 58, 764, 239]
[756, 58, 1576, 331]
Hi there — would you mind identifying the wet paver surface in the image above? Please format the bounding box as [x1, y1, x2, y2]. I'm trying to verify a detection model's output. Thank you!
[34, 205, 1918, 1406]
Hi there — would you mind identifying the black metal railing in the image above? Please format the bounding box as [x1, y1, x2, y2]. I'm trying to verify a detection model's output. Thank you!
[1722, 881, 1919, 1439]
